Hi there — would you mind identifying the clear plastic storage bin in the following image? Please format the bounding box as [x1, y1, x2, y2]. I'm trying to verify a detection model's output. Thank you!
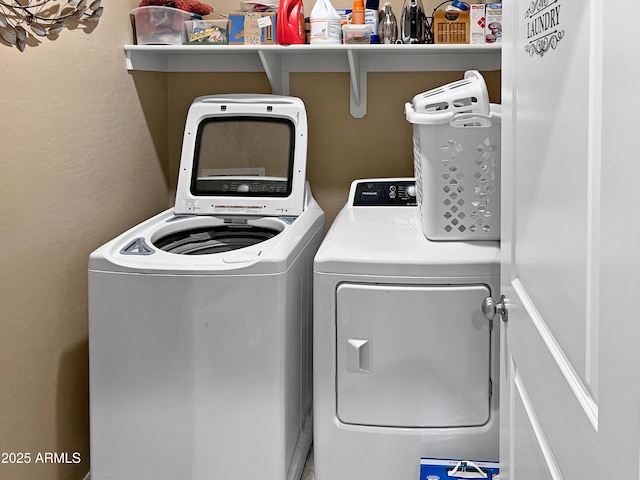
[405, 71, 501, 241]
[132, 6, 198, 45]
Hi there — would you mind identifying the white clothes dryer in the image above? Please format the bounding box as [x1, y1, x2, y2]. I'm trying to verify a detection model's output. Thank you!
[313, 178, 499, 480]
[89, 95, 324, 480]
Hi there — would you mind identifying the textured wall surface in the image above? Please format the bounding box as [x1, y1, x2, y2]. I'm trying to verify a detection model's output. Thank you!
[165, 70, 500, 225]
[167, 0, 502, 225]
[0, 2, 169, 479]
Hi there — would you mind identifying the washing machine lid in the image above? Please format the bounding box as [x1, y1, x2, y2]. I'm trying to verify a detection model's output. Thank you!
[174, 94, 308, 217]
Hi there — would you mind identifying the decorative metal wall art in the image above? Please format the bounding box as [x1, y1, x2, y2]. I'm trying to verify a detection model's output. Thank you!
[0, 0, 103, 51]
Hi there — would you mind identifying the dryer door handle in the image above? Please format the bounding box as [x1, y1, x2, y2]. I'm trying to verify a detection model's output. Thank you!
[346, 338, 372, 374]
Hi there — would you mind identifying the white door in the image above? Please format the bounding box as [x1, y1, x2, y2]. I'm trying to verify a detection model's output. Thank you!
[496, 1, 640, 478]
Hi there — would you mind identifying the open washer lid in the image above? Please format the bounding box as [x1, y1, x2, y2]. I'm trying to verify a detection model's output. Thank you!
[174, 94, 308, 217]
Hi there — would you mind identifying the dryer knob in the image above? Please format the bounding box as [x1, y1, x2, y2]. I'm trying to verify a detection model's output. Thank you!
[237, 184, 250, 193]
[406, 185, 417, 197]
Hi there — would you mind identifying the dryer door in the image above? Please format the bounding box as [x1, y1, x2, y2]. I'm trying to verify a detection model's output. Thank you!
[336, 283, 492, 428]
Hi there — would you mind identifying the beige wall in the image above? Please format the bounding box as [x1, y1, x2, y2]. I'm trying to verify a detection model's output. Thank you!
[0, 1, 499, 480]
[0, 2, 169, 479]
[165, 70, 500, 225]
[173, 0, 502, 224]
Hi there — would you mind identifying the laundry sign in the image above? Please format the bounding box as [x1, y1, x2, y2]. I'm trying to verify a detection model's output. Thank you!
[524, 0, 564, 57]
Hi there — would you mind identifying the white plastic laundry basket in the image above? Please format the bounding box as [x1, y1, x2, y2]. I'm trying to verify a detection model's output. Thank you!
[406, 77, 501, 241]
[409, 70, 491, 120]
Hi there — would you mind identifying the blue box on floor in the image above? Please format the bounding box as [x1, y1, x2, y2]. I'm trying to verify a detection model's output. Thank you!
[420, 458, 499, 480]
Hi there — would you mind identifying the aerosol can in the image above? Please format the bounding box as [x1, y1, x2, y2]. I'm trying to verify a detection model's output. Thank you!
[400, 0, 426, 43]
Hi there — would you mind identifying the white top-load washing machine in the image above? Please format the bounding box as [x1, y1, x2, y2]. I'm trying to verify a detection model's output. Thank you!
[89, 95, 324, 480]
[313, 178, 499, 480]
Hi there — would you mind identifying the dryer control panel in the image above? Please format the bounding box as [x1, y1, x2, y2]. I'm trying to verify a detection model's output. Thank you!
[352, 179, 417, 207]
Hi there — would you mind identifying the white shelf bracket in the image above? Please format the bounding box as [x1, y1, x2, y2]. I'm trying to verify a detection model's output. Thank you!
[347, 49, 367, 118]
[125, 49, 134, 70]
[258, 50, 289, 95]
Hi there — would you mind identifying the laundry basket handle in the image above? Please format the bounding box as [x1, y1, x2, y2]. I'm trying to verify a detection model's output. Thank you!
[447, 460, 488, 478]
[448, 112, 494, 128]
[404, 102, 456, 125]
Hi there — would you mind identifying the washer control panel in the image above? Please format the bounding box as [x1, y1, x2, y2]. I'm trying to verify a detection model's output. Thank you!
[352, 179, 417, 207]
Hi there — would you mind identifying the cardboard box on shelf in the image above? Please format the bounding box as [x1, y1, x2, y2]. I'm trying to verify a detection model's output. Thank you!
[470, 4, 485, 44]
[485, 3, 502, 44]
[229, 11, 277, 45]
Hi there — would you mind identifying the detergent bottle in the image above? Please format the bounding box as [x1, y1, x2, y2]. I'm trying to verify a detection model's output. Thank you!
[310, 0, 342, 44]
[277, 0, 306, 44]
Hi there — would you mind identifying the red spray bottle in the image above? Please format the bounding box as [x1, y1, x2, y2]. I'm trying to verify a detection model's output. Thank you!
[277, 0, 305, 44]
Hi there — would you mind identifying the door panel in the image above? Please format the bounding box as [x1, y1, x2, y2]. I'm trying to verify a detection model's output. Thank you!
[512, 0, 592, 392]
[512, 378, 556, 480]
[501, 1, 640, 479]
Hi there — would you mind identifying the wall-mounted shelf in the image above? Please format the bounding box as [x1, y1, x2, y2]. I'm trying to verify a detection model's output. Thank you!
[124, 44, 501, 118]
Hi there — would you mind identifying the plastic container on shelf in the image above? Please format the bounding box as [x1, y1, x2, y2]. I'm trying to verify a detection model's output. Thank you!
[352, 0, 365, 24]
[310, 0, 342, 44]
[405, 71, 501, 241]
[132, 6, 200, 45]
[277, 0, 306, 44]
[184, 18, 229, 45]
[342, 24, 372, 43]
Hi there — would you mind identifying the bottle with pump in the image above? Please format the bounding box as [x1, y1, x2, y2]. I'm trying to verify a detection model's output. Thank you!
[378, 2, 397, 44]
[310, 0, 342, 44]
[400, 0, 426, 43]
[277, 0, 305, 44]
